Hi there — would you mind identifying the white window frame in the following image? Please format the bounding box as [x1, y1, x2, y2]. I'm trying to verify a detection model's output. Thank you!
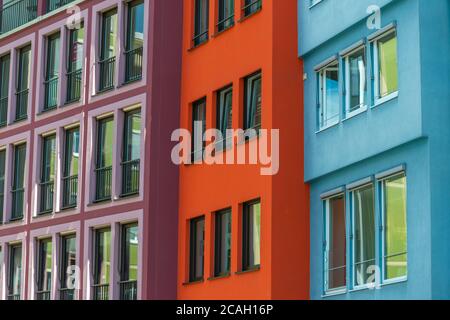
[0, 232, 26, 300]
[317, 62, 340, 131]
[344, 46, 368, 119]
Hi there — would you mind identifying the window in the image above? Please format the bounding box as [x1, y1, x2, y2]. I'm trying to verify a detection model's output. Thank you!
[59, 234, 76, 300]
[0, 246, 3, 282]
[99, 9, 118, 92]
[242, 200, 261, 271]
[95, 116, 114, 202]
[189, 216, 205, 282]
[16, 45, 31, 121]
[93, 228, 111, 300]
[46, 0, 76, 13]
[66, 23, 84, 103]
[62, 127, 80, 209]
[11, 143, 26, 221]
[351, 184, 375, 288]
[374, 31, 398, 103]
[0, 149, 5, 223]
[344, 48, 366, 117]
[39, 134, 56, 215]
[216, 86, 232, 150]
[125, 0, 144, 83]
[0, 54, 10, 127]
[122, 109, 141, 196]
[36, 238, 52, 300]
[318, 62, 339, 130]
[8, 243, 22, 300]
[193, 0, 209, 46]
[214, 209, 231, 277]
[381, 173, 407, 281]
[243, 0, 261, 17]
[192, 98, 206, 162]
[119, 223, 138, 300]
[244, 72, 262, 132]
[43, 33, 60, 111]
[217, 0, 234, 32]
[324, 194, 346, 293]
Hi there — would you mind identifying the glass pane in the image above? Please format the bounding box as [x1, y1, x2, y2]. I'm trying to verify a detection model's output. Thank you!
[127, 1, 144, 50]
[218, 0, 234, 31]
[18, 46, 31, 90]
[384, 174, 407, 280]
[246, 74, 262, 130]
[101, 9, 118, 60]
[327, 195, 346, 290]
[217, 88, 233, 146]
[348, 49, 366, 111]
[192, 100, 206, 159]
[215, 209, 231, 275]
[42, 135, 56, 182]
[0, 55, 10, 98]
[97, 117, 114, 168]
[244, 201, 261, 269]
[46, 34, 60, 79]
[124, 110, 141, 161]
[122, 224, 138, 281]
[321, 67, 339, 127]
[38, 239, 52, 291]
[0, 150, 5, 194]
[68, 24, 84, 72]
[94, 229, 111, 285]
[64, 128, 80, 177]
[61, 235, 76, 287]
[378, 33, 398, 98]
[10, 245, 22, 295]
[13, 144, 26, 189]
[190, 218, 205, 281]
[194, 0, 209, 39]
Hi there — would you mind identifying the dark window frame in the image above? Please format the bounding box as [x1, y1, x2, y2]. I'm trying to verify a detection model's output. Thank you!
[36, 238, 52, 298]
[242, 199, 261, 271]
[243, 72, 262, 132]
[214, 208, 232, 277]
[191, 98, 207, 163]
[216, 86, 233, 151]
[217, 0, 235, 33]
[189, 216, 205, 282]
[193, 0, 209, 47]
[8, 243, 22, 299]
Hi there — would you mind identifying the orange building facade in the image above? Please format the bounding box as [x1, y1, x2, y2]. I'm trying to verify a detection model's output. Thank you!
[178, 0, 309, 299]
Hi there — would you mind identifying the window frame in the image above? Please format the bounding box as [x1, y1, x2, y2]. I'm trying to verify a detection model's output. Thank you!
[0, 54, 10, 127]
[244, 72, 262, 133]
[15, 44, 32, 122]
[8, 242, 22, 299]
[214, 208, 232, 277]
[216, 86, 233, 151]
[191, 98, 207, 163]
[189, 216, 205, 283]
[39, 133, 56, 215]
[36, 237, 53, 299]
[317, 61, 340, 131]
[66, 22, 85, 104]
[59, 233, 77, 298]
[343, 46, 367, 119]
[217, 0, 235, 33]
[242, 199, 261, 272]
[193, 0, 209, 47]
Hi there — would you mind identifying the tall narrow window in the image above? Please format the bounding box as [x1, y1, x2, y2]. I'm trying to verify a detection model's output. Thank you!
[44, 33, 60, 111]
[324, 194, 346, 293]
[318, 63, 339, 129]
[16, 45, 31, 121]
[0, 54, 10, 126]
[11, 143, 26, 221]
[36, 238, 52, 300]
[0, 246, 3, 283]
[382, 173, 407, 281]
[8, 243, 22, 300]
[242, 200, 261, 271]
[243, 0, 261, 17]
[62, 127, 79, 209]
[95, 117, 113, 202]
[193, 0, 209, 46]
[216, 87, 232, 150]
[189, 216, 205, 282]
[46, 0, 77, 13]
[0, 149, 5, 224]
[66, 23, 84, 103]
[125, 0, 144, 83]
[345, 48, 366, 117]
[192, 98, 206, 162]
[119, 223, 138, 300]
[351, 184, 375, 287]
[214, 209, 231, 277]
[93, 228, 111, 300]
[39, 134, 56, 214]
[374, 31, 398, 102]
[59, 234, 76, 300]
[244, 73, 262, 132]
[122, 109, 141, 196]
[99, 9, 118, 92]
[217, 0, 234, 32]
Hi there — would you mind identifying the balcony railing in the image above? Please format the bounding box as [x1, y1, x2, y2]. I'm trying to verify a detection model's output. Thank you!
[59, 288, 75, 300]
[121, 159, 140, 196]
[124, 47, 143, 84]
[119, 280, 137, 300]
[15, 88, 28, 121]
[66, 69, 82, 103]
[92, 284, 109, 300]
[7, 293, 20, 300]
[36, 290, 51, 300]
[0, 96, 7, 127]
[192, 30, 208, 47]
[62, 175, 78, 209]
[43, 77, 58, 111]
[11, 187, 24, 221]
[216, 14, 234, 33]
[45, 0, 76, 14]
[98, 57, 115, 92]
[0, 0, 37, 35]
[39, 180, 54, 214]
[95, 166, 112, 202]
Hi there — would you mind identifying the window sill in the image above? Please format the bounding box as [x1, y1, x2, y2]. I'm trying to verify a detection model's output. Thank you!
[322, 288, 347, 298]
[119, 192, 140, 200]
[315, 121, 339, 134]
[90, 198, 112, 206]
[381, 276, 407, 287]
[343, 105, 368, 122]
[372, 91, 398, 109]
[182, 279, 204, 286]
[235, 265, 260, 275]
[238, 7, 262, 23]
[208, 273, 231, 281]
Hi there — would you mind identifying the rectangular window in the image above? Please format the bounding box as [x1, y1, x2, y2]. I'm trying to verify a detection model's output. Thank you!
[59, 234, 76, 300]
[0, 246, 2, 282]
[8, 243, 22, 300]
[345, 48, 366, 117]
[99, 9, 118, 92]
[16, 45, 31, 121]
[0, 54, 10, 126]
[217, 0, 234, 32]
[189, 216, 205, 282]
[324, 194, 346, 293]
[11, 143, 26, 221]
[36, 238, 52, 300]
[122, 109, 141, 196]
[318, 62, 339, 130]
[216, 86, 233, 150]
[0, 149, 5, 223]
[43, 33, 60, 111]
[46, 0, 76, 13]
[374, 31, 398, 102]
[243, 0, 261, 17]
[119, 223, 139, 300]
[62, 127, 79, 209]
[66, 23, 84, 103]
[39, 134, 56, 214]
[192, 98, 206, 162]
[244, 72, 262, 132]
[193, 0, 209, 46]
[93, 228, 111, 300]
[381, 173, 407, 281]
[95, 117, 114, 202]
[351, 184, 375, 288]
[214, 209, 232, 277]
[242, 200, 261, 271]
[125, 0, 144, 83]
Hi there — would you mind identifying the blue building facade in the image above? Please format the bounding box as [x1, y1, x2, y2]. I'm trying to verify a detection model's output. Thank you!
[299, 0, 450, 299]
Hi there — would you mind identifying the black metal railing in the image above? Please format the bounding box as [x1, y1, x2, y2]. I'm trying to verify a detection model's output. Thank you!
[242, 0, 262, 17]
[45, 0, 76, 13]
[36, 290, 51, 300]
[192, 30, 208, 47]
[39, 180, 54, 214]
[11, 188, 24, 220]
[98, 57, 115, 92]
[92, 284, 109, 300]
[0, 96, 7, 127]
[66, 69, 82, 103]
[121, 159, 140, 196]
[119, 280, 137, 300]
[15, 88, 28, 121]
[124, 47, 143, 84]
[59, 288, 75, 300]
[62, 175, 78, 209]
[217, 14, 234, 32]
[43, 77, 58, 111]
[7, 293, 21, 300]
[95, 166, 112, 202]
[0, 0, 38, 35]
